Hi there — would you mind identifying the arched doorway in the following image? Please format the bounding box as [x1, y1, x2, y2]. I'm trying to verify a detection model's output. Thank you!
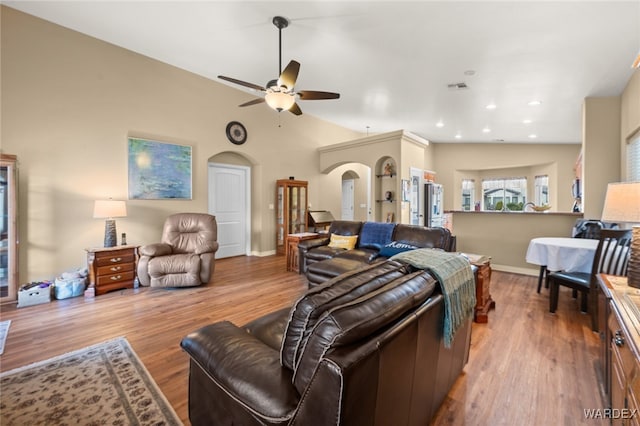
[208, 152, 252, 258]
[341, 170, 359, 220]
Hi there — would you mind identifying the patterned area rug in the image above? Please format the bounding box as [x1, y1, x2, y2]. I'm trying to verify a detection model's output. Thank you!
[0, 320, 10, 355]
[0, 337, 182, 425]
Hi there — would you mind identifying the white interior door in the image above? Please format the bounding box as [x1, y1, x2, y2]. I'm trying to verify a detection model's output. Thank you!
[208, 163, 250, 258]
[342, 179, 354, 220]
[410, 168, 423, 225]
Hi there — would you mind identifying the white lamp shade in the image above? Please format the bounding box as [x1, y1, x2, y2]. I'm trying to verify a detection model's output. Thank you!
[601, 182, 640, 223]
[264, 91, 295, 112]
[93, 200, 127, 219]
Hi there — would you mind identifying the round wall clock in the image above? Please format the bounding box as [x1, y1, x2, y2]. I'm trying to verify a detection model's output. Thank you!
[226, 121, 247, 145]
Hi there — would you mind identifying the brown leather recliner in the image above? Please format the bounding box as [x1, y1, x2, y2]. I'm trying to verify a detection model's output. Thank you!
[180, 260, 472, 425]
[137, 213, 218, 288]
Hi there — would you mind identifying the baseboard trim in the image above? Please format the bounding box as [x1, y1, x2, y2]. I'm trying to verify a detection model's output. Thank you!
[492, 264, 539, 277]
[250, 250, 277, 257]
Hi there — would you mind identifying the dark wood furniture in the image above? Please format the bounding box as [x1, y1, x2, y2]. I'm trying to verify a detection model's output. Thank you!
[86, 245, 138, 295]
[597, 274, 640, 425]
[549, 229, 632, 331]
[468, 254, 495, 323]
[286, 232, 319, 273]
[276, 179, 308, 255]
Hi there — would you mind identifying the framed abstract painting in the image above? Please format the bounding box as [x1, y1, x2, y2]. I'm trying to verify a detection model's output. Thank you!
[128, 137, 192, 200]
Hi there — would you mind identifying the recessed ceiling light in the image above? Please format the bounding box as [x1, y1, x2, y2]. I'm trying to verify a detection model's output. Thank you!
[486, 103, 497, 110]
[528, 134, 537, 139]
[436, 121, 444, 128]
[482, 127, 491, 133]
[455, 133, 462, 139]
[528, 100, 542, 106]
[523, 119, 532, 124]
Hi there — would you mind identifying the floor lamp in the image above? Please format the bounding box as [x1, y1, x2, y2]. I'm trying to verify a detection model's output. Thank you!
[601, 182, 640, 288]
[93, 200, 127, 248]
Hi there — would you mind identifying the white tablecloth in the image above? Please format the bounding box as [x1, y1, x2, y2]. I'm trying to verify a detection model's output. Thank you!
[526, 237, 599, 273]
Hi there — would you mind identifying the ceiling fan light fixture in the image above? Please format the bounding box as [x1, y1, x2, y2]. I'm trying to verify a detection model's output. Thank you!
[265, 90, 295, 112]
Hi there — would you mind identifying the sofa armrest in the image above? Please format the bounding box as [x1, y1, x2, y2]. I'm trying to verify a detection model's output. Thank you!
[297, 237, 330, 251]
[180, 321, 299, 421]
[139, 243, 172, 257]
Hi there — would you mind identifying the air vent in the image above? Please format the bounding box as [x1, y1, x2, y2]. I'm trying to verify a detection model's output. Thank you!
[447, 82, 468, 90]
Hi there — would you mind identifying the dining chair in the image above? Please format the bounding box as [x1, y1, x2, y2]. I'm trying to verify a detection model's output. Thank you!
[548, 229, 632, 331]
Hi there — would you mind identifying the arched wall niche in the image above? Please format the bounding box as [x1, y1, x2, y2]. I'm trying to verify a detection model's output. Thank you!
[318, 130, 429, 223]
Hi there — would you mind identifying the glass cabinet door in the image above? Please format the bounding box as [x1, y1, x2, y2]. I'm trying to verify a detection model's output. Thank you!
[1, 154, 18, 303]
[276, 179, 308, 254]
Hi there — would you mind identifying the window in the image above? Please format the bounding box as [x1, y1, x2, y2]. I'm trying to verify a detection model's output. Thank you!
[628, 131, 640, 181]
[482, 177, 527, 211]
[461, 179, 475, 211]
[534, 175, 549, 206]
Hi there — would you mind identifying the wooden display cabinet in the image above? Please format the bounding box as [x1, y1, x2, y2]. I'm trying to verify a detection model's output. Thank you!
[276, 179, 308, 255]
[598, 274, 640, 425]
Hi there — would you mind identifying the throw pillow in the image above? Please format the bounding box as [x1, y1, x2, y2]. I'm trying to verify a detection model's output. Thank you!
[327, 234, 358, 250]
[379, 241, 418, 257]
[359, 222, 396, 249]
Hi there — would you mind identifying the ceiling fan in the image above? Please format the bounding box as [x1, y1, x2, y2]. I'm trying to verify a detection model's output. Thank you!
[218, 16, 340, 116]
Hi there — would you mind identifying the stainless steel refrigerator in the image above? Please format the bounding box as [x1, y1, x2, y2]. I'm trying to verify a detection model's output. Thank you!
[424, 183, 444, 227]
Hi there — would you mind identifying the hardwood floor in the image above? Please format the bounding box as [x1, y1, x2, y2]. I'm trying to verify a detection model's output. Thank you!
[0, 256, 607, 425]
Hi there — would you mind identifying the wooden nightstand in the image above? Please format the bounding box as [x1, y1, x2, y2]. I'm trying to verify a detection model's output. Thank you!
[86, 245, 138, 295]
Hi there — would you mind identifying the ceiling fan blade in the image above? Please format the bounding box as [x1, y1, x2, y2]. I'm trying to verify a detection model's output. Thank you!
[298, 90, 340, 100]
[278, 60, 300, 90]
[218, 75, 266, 92]
[239, 98, 265, 107]
[289, 103, 303, 116]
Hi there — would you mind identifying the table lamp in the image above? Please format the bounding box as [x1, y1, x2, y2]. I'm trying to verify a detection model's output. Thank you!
[601, 182, 640, 288]
[93, 199, 127, 247]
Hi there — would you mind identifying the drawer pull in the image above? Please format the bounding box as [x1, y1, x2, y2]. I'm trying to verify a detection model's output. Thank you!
[110, 266, 122, 272]
[110, 257, 122, 263]
[110, 275, 122, 281]
[614, 330, 625, 347]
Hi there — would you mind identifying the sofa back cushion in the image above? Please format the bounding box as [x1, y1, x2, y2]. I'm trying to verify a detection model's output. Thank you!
[162, 213, 218, 255]
[292, 270, 437, 393]
[359, 222, 396, 249]
[392, 224, 453, 251]
[328, 220, 363, 237]
[280, 261, 407, 370]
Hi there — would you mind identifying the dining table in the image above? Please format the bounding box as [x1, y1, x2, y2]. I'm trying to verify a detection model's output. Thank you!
[525, 237, 600, 293]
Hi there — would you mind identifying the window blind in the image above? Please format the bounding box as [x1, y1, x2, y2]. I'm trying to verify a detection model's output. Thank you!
[628, 132, 640, 181]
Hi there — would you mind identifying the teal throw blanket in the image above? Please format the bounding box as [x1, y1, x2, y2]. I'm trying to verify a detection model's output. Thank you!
[391, 249, 476, 347]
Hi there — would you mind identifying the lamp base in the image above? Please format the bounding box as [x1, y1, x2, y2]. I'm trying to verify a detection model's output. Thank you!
[104, 219, 117, 247]
[628, 227, 640, 288]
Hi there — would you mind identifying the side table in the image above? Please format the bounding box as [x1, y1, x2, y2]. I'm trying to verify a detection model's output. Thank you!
[286, 233, 319, 273]
[464, 253, 495, 323]
[86, 245, 138, 295]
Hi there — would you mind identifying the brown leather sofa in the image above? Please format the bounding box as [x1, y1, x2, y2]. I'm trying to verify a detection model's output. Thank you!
[137, 213, 218, 288]
[181, 260, 472, 426]
[298, 220, 455, 286]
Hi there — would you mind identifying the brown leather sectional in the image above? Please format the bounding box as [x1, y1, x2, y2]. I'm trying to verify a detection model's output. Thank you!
[180, 259, 472, 425]
[298, 220, 455, 286]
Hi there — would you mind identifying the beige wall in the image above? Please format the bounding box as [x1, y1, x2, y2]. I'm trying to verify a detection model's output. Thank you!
[431, 143, 581, 212]
[582, 97, 622, 219]
[1, 7, 361, 283]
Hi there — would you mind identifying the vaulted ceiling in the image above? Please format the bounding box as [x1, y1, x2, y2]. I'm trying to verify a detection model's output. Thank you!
[5, 1, 639, 144]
